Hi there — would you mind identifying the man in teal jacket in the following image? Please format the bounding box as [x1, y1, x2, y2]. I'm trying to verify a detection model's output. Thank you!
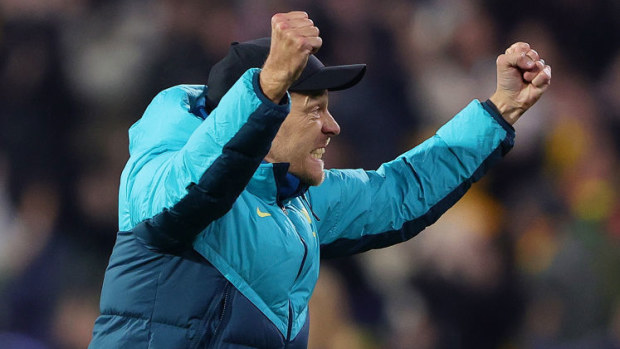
[90, 11, 551, 348]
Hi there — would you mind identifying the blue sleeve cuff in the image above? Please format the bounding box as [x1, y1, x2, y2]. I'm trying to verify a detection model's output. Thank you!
[482, 99, 515, 135]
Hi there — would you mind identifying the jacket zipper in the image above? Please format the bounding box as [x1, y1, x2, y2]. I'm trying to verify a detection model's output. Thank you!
[287, 230, 307, 344]
[280, 203, 309, 343]
[285, 301, 293, 345]
[279, 203, 308, 281]
[294, 232, 308, 280]
[282, 203, 308, 281]
[213, 282, 231, 336]
[301, 193, 320, 221]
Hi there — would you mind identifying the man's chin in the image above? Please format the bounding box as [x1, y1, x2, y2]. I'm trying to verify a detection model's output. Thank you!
[289, 158, 326, 186]
[292, 167, 325, 186]
[301, 171, 325, 186]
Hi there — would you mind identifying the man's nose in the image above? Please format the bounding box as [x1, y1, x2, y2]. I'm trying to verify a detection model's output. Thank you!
[322, 110, 340, 136]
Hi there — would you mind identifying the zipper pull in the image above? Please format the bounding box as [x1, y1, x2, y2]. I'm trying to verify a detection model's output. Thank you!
[301, 194, 320, 221]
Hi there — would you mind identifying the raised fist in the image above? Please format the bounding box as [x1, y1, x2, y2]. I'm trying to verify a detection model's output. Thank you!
[490, 42, 552, 125]
[259, 11, 322, 103]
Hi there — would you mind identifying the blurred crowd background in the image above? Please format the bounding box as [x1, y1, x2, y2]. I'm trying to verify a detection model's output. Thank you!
[0, 0, 619, 348]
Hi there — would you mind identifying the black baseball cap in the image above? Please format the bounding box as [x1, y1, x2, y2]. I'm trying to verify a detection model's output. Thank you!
[205, 37, 366, 111]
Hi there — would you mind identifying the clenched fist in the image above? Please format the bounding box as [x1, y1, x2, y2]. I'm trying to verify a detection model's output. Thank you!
[259, 11, 322, 103]
[489, 42, 552, 125]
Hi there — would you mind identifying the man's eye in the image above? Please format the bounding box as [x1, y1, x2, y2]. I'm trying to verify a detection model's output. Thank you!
[309, 108, 320, 118]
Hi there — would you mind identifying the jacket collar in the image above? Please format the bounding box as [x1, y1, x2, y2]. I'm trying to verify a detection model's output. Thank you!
[246, 162, 309, 206]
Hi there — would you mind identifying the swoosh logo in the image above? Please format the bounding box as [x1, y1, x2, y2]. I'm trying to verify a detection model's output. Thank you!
[256, 207, 271, 218]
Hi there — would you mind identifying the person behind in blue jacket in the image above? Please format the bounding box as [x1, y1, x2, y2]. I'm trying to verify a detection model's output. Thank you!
[90, 11, 552, 349]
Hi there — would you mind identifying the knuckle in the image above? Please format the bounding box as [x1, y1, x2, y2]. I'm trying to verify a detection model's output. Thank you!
[272, 13, 283, 22]
[510, 42, 530, 53]
[309, 37, 321, 50]
[275, 21, 288, 31]
[316, 36, 323, 47]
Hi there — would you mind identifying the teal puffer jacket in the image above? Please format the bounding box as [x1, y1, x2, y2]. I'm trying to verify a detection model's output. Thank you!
[106, 68, 514, 344]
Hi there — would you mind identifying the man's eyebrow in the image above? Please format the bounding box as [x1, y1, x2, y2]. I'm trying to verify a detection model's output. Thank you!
[310, 96, 329, 107]
[304, 98, 322, 109]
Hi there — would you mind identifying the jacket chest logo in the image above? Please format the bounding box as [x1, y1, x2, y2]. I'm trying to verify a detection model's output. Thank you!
[256, 207, 271, 217]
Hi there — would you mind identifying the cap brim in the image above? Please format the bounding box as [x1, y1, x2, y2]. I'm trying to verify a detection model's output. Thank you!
[289, 64, 367, 92]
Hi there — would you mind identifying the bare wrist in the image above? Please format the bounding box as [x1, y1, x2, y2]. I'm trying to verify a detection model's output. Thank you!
[259, 72, 286, 103]
[259, 63, 294, 103]
[489, 93, 525, 125]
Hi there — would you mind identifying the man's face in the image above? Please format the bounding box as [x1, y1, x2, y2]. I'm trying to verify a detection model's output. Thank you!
[265, 90, 340, 186]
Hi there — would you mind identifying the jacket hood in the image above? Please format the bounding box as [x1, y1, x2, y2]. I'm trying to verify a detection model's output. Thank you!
[128, 85, 206, 158]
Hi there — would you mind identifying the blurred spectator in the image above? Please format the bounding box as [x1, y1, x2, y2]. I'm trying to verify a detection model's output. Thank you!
[308, 266, 373, 349]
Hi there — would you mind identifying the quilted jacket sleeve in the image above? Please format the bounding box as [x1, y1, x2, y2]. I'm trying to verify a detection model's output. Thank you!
[119, 69, 290, 231]
[308, 100, 515, 258]
[132, 92, 288, 252]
